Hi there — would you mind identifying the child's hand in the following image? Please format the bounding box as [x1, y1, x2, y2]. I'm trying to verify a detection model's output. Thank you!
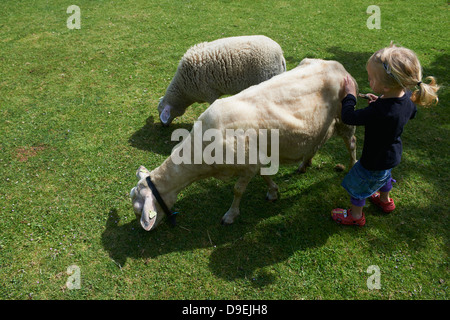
[343, 75, 357, 97]
[358, 93, 380, 103]
[366, 93, 379, 103]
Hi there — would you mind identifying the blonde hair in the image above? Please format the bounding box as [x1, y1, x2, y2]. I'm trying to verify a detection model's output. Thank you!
[367, 42, 440, 106]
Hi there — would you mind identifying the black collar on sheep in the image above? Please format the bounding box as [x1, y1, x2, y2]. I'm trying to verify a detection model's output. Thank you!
[146, 176, 177, 227]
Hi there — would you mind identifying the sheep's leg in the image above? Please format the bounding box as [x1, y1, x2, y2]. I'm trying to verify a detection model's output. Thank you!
[262, 175, 279, 201]
[297, 156, 313, 174]
[343, 135, 357, 169]
[336, 123, 357, 170]
[221, 171, 256, 225]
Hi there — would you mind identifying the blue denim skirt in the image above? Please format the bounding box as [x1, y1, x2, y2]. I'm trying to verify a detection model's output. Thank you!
[341, 161, 392, 200]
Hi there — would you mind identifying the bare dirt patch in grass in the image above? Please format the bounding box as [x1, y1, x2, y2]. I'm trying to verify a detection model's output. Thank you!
[15, 145, 47, 162]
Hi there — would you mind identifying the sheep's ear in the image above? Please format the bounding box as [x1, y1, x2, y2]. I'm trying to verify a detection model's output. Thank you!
[141, 196, 158, 231]
[136, 166, 150, 180]
[160, 105, 172, 125]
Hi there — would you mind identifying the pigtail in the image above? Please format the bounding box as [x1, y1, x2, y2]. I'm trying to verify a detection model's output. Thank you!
[373, 42, 440, 107]
[411, 76, 440, 107]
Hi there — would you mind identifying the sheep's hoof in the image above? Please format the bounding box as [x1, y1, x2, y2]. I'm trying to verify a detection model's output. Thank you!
[265, 191, 279, 202]
[296, 167, 307, 174]
[221, 217, 235, 226]
[221, 218, 232, 226]
[221, 210, 238, 225]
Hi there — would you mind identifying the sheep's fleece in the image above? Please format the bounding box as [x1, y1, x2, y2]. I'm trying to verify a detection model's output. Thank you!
[158, 35, 286, 126]
[132, 58, 357, 231]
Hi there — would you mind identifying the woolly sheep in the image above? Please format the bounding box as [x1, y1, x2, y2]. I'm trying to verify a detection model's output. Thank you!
[158, 35, 286, 126]
[132, 58, 357, 231]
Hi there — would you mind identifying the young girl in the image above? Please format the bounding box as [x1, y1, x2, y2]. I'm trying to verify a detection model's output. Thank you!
[331, 42, 439, 226]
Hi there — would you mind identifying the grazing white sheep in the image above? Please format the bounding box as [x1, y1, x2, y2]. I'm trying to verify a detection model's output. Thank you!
[158, 35, 286, 126]
[131, 58, 357, 231]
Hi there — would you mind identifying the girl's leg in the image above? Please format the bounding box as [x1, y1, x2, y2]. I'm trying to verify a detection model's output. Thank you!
[379, 178, 394, 202]
[379, 191, 390, 203]
[350, 197, 365, 220]
[370, 177, 396, 213]
[331, 197, 366, 226]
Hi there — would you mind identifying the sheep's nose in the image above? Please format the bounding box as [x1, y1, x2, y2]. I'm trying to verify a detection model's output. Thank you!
[130, 187, 137, 199]
[133, 200, 144, 216]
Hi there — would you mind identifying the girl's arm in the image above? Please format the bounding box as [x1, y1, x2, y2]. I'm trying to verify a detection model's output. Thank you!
[341, 95, 375, 125]
[341, 76, 376, 125]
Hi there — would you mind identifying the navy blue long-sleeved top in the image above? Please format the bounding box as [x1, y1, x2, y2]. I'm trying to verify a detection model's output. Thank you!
[341, 92, 417, 170]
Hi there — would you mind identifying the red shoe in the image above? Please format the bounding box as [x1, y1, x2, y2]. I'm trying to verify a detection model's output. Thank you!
[331, 208, 365, 226]
[370, 192, 395, 213]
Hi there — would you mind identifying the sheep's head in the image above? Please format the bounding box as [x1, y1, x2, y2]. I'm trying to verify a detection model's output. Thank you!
[158, 97, 187, 127]
[158, 98, 174, 127]
[130, 166, 165, 231]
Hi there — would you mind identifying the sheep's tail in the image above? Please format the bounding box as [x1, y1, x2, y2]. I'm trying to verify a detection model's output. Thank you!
[281, 56, 287, 72]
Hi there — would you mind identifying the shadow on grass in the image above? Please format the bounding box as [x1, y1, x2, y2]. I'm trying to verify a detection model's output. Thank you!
[128, 115, 193, 156]
[101, 166, 365, 286]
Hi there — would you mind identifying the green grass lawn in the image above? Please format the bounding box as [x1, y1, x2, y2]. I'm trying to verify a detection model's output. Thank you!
[0, 0, 448, 300]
